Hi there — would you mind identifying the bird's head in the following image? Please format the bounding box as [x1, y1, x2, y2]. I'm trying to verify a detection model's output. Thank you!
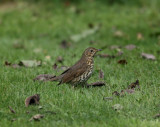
[83, 47, 101, 58]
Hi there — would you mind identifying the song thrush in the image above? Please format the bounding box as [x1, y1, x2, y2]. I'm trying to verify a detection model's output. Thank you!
[51, 47, 101, 86]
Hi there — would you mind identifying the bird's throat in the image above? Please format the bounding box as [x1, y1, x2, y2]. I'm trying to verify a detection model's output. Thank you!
[86, 57, 93, 66]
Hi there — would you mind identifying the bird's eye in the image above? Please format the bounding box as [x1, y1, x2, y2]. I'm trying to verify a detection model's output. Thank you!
[90, 49, 93, 52]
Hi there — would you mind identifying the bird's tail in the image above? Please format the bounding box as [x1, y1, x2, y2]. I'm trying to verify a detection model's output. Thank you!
[49, 75, 63, 82]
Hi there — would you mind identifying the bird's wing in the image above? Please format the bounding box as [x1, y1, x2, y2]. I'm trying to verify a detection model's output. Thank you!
[61, 62, 88, 84]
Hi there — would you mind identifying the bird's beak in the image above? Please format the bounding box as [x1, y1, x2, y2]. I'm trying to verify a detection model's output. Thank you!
[97, 49, 102, 52]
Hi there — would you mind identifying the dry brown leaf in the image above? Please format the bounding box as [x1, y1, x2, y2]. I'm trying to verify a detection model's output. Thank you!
[56, 56, 64, 63]
[117, 51, 123, 56]
[13, 43, 25, 49]
[113, 80, 140, 97]
[88, 23, 94, 28]
[103, 97, 113, 100]
[33, 74, 56, 82]
[52, 63, 58, 70]
[137, 33, 144, 40]
[153, 114, 160, 119]
[114, 30, 124, 38]
[118, 59, 127, 65]
[120, 89, 135, 96]
[112, 91, 120, 96]
[45, 55, 51, 61]
[9, 106, 16, 113]
[18, 60, 42, 67]
[60, 40, 71, 49]
[128, 80, 140, 89]
[125, 44, 136, 50]
[141, 53, 156, 60]
[25, 94, 40, 107]
[125, 89, 135, 94]
[112, 104, 123, 111]
[87, 82, 105, 87]
[5, 61, 12, 66]
[89, 40, 95, 44]
[4, 61, 20, 69]
[29, 114, 44, 121]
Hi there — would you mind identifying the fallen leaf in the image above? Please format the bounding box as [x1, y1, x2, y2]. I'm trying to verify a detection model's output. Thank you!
[117, 51, 123, 56]
[125, 89, 135, 94]
[112, 91, 120, 96]
[12, 64, 20, 68]
[52, 63, 58, 70]
[99, 69, 104, 79]
[113, 80, 139, 97]
[60, 40, 70, 49]
[5, 61, 11, 66]
[128, 80, 140, 89]
[112, 104, 123, 111]
[114, 30, 124, 38]
[13, 43, 25, 49]
[110, 45, 121, 50]
[29, 114, 44, 121]
[88, 23, 94, 28]
[89, 40, 95, 44]
[19, 60, 42, 67]
[125, 44, 136, 50]
[33, 74, 56, 82]
[137, 33, 144, 40]
[118, 59, 127, 65]
[4, 61, 20, 69]
[120, 89, 135, 96]
[25, 94, 40, 107]
[45, 55, 51, 61]
[103, 97, 113, 100]
[87, 82, 105, 87]
[56, 56, 64, 63]
[70, 25, 100, 42]
[38, 106, 43, 109]
[153, 114, 160, 119]
[9, 106, 16, 113]
[64, 0, 70, 7]
[141, 53, 156, 60]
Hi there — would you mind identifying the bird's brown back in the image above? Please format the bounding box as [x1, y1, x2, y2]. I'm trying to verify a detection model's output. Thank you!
[61, 56, 88, 84]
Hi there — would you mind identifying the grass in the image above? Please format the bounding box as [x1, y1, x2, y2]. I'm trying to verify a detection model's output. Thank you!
[0, 1, 160, 127]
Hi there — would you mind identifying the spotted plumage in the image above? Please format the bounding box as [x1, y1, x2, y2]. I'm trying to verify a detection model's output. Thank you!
[51, 47, 101, 86]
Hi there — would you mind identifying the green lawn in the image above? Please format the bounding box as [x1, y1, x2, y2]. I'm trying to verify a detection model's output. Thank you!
[0, 1, 160, 127]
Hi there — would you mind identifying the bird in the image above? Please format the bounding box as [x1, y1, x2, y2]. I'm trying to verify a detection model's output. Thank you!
[51, 47, 101, 86]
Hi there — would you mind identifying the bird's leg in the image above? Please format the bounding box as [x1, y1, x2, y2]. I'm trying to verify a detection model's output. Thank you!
[82, 82, 88, 87]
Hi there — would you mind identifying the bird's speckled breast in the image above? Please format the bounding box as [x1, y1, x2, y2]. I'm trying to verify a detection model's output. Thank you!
[73, 58, 94, 84]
